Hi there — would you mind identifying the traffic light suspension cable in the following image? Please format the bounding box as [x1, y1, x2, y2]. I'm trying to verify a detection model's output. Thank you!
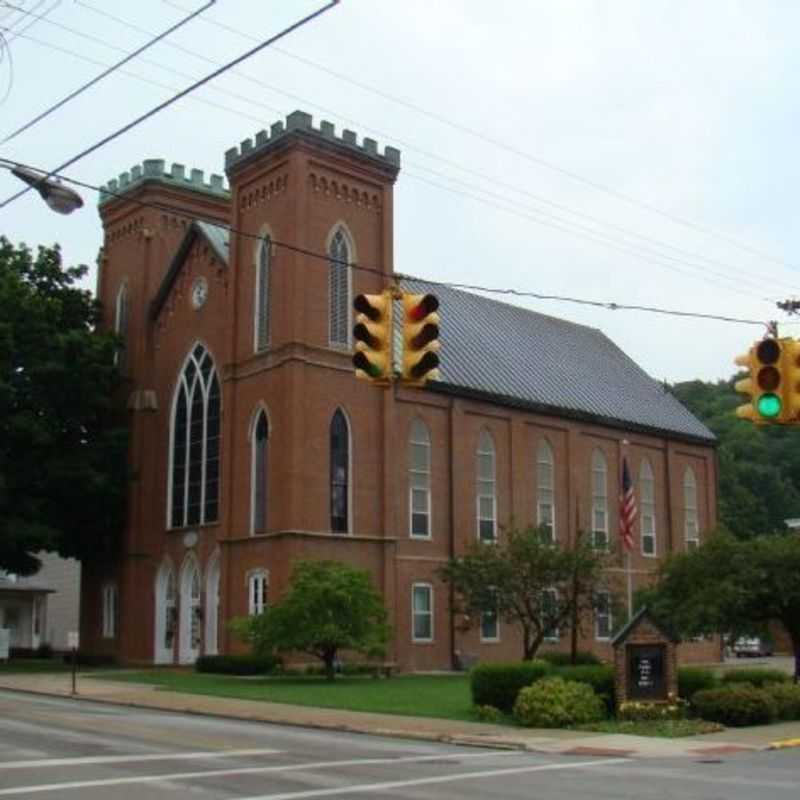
[0, 155, 773, 331]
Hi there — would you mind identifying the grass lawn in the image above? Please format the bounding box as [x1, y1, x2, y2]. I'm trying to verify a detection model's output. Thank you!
[101, 671, 479, 722]
[0, 659, 74, 673]
[576, 719, 725, 737]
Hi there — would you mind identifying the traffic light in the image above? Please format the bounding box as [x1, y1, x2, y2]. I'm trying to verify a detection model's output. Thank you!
[782, 338, 800, 423]
[401, 292, 440, 385]
[352, 291, 393, 382]
[734, 337, 786, 424]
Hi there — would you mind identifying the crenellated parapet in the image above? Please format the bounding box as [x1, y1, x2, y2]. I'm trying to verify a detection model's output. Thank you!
[98, 159, 230, 206]
[224, 110, 401, 174]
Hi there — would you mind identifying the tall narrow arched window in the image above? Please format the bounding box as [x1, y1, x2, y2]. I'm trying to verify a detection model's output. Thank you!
[640, 459, 656, 557]
[684, 467, 699, 550]
[328, 228, 351, 347]
[591, 449, 608, 550]
[476, 430, 496, 542]
[409, 419, 431, 538]
[251, 410, 269, 534]
[114, 282, 129, 372]
[537, 440, 555, 542]
[170, 344, 221, 528]
[330, 409, 350, 533]
[254, 236, 270, 351]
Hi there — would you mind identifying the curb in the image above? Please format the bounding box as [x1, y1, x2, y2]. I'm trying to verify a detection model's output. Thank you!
[767, 738, 800, 751]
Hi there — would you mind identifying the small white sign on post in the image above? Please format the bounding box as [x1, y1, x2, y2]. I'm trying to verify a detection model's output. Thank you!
[0, 628, 9, 661]
[67, 631, 79, 650]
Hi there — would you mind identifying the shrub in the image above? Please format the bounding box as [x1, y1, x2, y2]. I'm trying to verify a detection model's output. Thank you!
[721, 669, 790, 688]
[35, 643, 54, 660]
[514, 677, 606, 728]
[60, 652, 117, 667]
[553, 664, 616, 712]
[693, 686, 778, 727]
[195, 654, 280, 675]
[618, 696, 687, 722]
[763, 682, 800, 721]
[472, 704, 503, 723]
[678, 667, 718, 700]
[538, 651, 602, 667]
[470, 661, 551, 713]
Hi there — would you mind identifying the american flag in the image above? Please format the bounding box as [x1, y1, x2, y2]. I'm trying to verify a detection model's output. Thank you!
[619, 457, 637, 552]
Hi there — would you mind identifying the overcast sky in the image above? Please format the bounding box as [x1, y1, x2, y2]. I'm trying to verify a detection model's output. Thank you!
[2, 0, 798, 384]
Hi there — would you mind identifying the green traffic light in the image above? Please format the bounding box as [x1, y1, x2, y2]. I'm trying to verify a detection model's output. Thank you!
[757, 393, 782, 418]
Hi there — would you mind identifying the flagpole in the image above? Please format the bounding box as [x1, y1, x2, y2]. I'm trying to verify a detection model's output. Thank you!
[626, 550, 633, 619]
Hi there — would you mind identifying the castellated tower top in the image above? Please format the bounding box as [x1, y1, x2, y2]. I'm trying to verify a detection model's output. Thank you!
[224, 110, 401, 174]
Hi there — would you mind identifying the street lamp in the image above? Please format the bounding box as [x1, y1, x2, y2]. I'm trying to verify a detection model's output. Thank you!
[6, 165, 84, 214]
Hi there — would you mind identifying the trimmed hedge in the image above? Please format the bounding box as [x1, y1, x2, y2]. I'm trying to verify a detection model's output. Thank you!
[678, 667, 718, 700]
[195, 654, 279, 675]
[514, 677, 606, 728]
[721, 669, 790, 688]
[553, 665, 616, 712]
[763, 682, 800, 721]
[538, 651, 602, 667]
[693, 685, 778, 727]
[470, 661, 551, 713]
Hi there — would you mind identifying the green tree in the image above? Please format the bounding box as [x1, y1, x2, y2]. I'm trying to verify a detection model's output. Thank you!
[671, 378, 800, 537]
[645, 532, 800, 682]
[438, 525, 613, 661]
[234, 560, 391, 680]
[0, 237, 126, 575]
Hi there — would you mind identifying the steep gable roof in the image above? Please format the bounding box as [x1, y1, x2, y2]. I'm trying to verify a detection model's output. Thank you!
[150, 221, 230, 321]
[400, 276, 714, 444]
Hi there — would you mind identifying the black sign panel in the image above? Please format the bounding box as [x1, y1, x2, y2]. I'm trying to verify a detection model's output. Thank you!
[627, 644, 667, 700]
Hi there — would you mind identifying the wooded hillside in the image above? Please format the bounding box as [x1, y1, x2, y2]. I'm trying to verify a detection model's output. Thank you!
[672, 378, 800, 538]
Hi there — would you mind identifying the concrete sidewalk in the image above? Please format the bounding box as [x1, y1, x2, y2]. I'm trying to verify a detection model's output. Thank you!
[1, 671, 798, 760]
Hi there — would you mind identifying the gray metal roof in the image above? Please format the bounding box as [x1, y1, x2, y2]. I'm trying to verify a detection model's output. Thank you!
[195, 221, 230, 264]
[400, 277, 715, 444]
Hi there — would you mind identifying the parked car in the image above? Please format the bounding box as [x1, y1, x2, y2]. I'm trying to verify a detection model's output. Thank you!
[732, 637, 774, 658]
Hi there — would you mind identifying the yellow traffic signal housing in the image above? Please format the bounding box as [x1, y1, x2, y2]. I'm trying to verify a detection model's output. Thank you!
[401, 292, 440, 385]
[352, 291, 393, 383]
[782, 338, 800, 423]
[734, 337, 794, 424]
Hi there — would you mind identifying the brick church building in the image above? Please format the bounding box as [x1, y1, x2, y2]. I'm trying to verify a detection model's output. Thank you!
[81, 110, 720, 668]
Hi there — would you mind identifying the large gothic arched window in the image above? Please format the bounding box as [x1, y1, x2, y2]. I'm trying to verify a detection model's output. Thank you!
[170, 344, 221, 528]
[251, 409, 269, 534]
[254, 236, 270, 351]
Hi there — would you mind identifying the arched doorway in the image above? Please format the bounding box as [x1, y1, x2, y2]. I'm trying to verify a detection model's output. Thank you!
[179, 556, 202, 664]
[154, 562, 177, 664]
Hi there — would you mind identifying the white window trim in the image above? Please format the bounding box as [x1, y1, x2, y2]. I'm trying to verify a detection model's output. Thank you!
[591, 449, 609, 551]
[476, 431, 497, 543]
[542, 587, 560, 642]
[594, 590, 612, 641]
[536, 440, 556, 542]
[409, 419, 432, 540]
[102, 582, 117, 639]
[480, 608, 500, 643]
[640, 459, 657, 558]
[253, 233, 272, 353]
[327, 224, 355, 349]
[411, 582, 434, 643]
[684, 467, 700, 550]
[166, 342, 220, 530]
[247, 570, 269, 616]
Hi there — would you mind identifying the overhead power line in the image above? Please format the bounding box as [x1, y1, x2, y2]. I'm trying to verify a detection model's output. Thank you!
[2, 0, 58, 43]
[0, 0, 216, 145]
[60, 2, 800, 297]
[0, 0, 339, 211]
[159, 0, 800, 274]
[10, 15, 794, 303]
[0, 155, 772, 330]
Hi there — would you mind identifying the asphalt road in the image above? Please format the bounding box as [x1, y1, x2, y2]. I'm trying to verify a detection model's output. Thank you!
[0, 691, 797, 799]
